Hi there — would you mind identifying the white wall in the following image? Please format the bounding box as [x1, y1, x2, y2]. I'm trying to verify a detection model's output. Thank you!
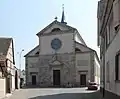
[11, 76, 15, 92]
[0, 78, 6, 98]
[11, 66, 15, 92]
[6, 42, 13, 64]
[105, 29, 120, 96]
[75, 52, 91, 83]
[6, 42, 13, 71]
[94, 56, 100, 84]
[6, 41, 16, 91]
[39, 33, 74, 55]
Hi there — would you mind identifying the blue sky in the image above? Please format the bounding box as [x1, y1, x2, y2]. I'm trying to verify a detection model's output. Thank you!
[0, 0, 99, 70]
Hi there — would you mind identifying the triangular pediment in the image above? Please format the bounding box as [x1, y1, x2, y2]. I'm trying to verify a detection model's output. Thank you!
[36, 20, 76, 36]
[49, 60, 63, 66]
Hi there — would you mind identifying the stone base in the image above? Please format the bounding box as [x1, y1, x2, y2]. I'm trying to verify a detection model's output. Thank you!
[100, 87, 120, 99]
[26, 81, 88, 88]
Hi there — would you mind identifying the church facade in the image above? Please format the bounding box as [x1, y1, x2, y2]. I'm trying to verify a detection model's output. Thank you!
[25, 19, 100, 87]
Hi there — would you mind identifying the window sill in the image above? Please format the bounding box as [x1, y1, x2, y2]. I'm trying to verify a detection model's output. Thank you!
[115, 80, 120, 83]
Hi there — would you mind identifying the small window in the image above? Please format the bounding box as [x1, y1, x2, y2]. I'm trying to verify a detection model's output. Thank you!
[35, 52, 39, 55]
[75, 48, 81, 52]
[51, 28, 61, 32]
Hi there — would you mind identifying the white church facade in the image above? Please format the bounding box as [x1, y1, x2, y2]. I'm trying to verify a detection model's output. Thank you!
[25, 15, 100, 87]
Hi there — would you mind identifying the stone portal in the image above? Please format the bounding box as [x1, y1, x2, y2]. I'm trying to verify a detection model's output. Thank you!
[53, 70, 60, 86]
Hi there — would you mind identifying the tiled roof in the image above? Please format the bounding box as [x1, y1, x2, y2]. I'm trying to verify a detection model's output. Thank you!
[0, 37, 12, 56]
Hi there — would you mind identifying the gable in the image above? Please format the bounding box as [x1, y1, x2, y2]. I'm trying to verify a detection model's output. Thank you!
[49, 60, 63, 66]
[75, 41, 93, 52]
[24, 45, 39, 57]
[74, 31, 86, 46]
[6, 40, 15, 64]
[43, 24, 67, 34]
[36, 20, 76, 36]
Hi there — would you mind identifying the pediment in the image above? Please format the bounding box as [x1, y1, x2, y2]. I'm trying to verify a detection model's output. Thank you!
[49, 60, 63, 66]
[36, 20, 76, 36]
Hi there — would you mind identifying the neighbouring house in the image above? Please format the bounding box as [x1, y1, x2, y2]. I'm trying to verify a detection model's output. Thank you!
[97, 0, 120, 99]
[25, 10, 100, 87]
[0, 37, 19, 98]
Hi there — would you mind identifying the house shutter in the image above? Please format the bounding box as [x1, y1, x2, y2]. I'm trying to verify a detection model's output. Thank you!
[113, 0, 120, 30]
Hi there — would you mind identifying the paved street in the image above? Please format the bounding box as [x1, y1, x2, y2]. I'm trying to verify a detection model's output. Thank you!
[5, 88, 102, 99]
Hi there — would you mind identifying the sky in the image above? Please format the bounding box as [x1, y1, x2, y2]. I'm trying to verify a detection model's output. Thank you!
[0, 0, 99, 70]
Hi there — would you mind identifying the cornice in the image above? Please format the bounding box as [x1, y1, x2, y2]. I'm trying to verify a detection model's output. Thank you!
[100, 0, 114, 36]
[39, 29, 75, 37]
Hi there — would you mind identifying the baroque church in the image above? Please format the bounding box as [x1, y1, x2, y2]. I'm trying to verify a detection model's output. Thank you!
[25, 9, 100, 87]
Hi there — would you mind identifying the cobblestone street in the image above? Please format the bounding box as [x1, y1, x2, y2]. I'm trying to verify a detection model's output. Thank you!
[5, 88, 102, 99]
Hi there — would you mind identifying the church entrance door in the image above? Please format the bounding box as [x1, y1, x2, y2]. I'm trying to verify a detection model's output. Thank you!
[32, 75, 36, 85]
[80, 74, 86, 87]
[53, 70, 60, 86]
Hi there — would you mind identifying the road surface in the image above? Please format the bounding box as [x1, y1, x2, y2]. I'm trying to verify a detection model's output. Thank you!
[5, 88, 102, 99]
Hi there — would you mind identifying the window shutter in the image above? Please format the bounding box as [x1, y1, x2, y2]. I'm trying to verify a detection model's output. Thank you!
[113, 0, 120, 30]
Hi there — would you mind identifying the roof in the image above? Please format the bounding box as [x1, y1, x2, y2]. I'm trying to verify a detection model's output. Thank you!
[0, 37, 15, 64]
[0, 37, 12, 56]
[24, 45, 39, 57]
[36, 20, 76, 36]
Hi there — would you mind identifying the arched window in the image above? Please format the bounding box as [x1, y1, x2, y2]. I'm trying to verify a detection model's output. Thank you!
[51, 28, 61, 32]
